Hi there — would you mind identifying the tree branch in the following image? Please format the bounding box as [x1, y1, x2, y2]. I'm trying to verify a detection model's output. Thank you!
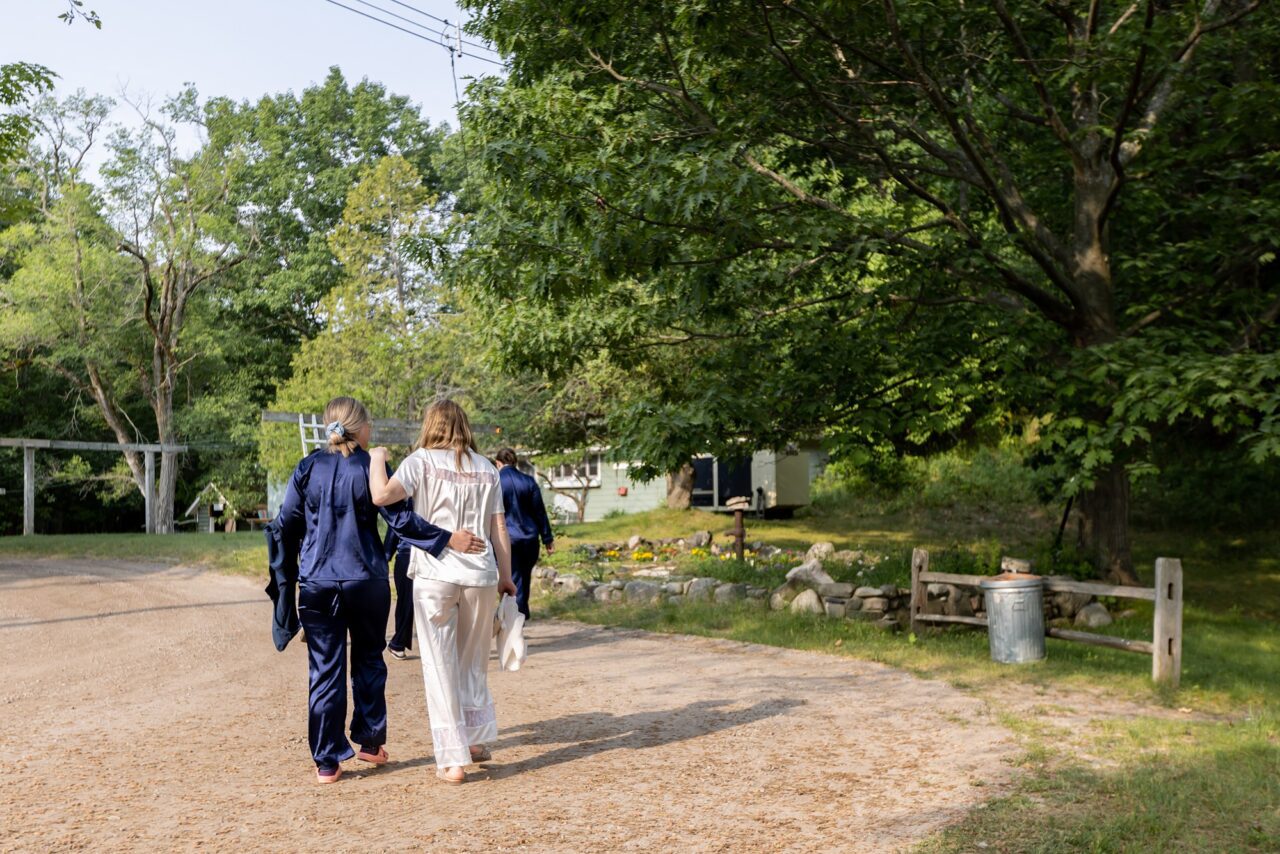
[990, 0, 1080, 162]
[1118, 0, 1262, 166]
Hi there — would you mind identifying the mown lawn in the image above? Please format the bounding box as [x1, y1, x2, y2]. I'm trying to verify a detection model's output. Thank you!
[0, 530, 266, 577]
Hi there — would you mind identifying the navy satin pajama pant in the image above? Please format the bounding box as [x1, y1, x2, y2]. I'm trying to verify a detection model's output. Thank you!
[388, 550, 414, 651]
[510, 537, 541, 619]
[297, 577, 391, 770]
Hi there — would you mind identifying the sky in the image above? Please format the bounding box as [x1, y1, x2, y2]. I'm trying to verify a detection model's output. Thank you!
[1, 0, 503, 132]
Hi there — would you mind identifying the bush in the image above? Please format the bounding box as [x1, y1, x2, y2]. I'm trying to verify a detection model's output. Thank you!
[809, 443, 1041, 516]
[681, 554, 791, 587]
[1132, 442, 1280, 530]
[682, 549, 914, 591]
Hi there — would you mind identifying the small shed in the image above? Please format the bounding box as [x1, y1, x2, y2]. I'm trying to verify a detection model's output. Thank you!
[689, 447, 820, 516]
[183, 483, 233, 533]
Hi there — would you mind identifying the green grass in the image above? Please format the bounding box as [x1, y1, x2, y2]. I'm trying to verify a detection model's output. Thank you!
[552, 506, 1280, 619]
[918, 712, 1280, 853]
[0, 531, 267, 576]
[538, 595, 1278, 713]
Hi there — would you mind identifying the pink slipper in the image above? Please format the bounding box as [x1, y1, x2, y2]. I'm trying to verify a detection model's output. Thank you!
[357, 746, 389, 765]
[316, 766, 342, 784]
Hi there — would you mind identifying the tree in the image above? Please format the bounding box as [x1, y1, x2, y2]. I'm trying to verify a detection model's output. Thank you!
[1, 91, 248, 533]
[56, 1, 102, 28]
[453, 0, 1280, 582]
[0, 63, 53, 165]
[188, 71, 451, 516]
[203, 68, 448, 344]
[2, 73, 455, 531]
[259, 154, 461, 480]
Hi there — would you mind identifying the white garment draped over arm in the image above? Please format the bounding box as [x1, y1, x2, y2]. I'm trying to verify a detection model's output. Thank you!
[495, 593, 527, 672]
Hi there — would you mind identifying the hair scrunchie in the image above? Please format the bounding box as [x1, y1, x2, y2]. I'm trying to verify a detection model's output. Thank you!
[326, 420, 346, 438]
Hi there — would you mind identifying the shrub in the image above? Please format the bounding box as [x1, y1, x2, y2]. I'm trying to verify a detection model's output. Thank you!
[809, 442, 1041, 517]
[681, 555, 790, 587]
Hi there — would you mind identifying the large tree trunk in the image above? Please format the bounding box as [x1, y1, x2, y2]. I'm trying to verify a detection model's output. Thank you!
[152, 385, 178, 534]
[156, 450, 179, 534]
[1068, 151, 1139, 586]
[1076, 459, 1139, 585]
[666, 462, 694, 509]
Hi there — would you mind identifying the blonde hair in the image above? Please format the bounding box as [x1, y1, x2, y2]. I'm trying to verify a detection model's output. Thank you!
[414, 399, 477, 469]
[323, 396, 370, 458]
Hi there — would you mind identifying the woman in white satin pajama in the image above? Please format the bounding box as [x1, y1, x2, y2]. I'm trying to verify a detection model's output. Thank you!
[369, 399, 516, 784]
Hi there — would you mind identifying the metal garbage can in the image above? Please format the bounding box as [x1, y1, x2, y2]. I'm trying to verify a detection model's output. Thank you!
[980, 573, 1046, 663]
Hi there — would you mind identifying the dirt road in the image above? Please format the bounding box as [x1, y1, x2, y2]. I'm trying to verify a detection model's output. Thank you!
[0, 557, 1018, 852]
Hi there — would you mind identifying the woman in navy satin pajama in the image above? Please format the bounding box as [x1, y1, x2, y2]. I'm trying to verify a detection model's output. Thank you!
[275, 397, 485, 783]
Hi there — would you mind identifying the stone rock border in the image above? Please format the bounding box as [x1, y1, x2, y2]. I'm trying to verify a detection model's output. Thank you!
[538, 540, 1114, 632]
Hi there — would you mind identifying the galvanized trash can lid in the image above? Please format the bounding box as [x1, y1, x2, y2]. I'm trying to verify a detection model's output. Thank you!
[980, 572, 1041, 589]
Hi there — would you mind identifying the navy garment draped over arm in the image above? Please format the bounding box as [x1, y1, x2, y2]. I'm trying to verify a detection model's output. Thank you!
[500, 467, 554, 546]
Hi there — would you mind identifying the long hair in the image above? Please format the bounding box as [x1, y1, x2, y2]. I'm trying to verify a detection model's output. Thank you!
[413, 399, 477, 469]
[323, 396, 370, 458]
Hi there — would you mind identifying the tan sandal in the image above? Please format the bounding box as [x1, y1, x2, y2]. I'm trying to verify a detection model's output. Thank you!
[435, 767, 466, 785]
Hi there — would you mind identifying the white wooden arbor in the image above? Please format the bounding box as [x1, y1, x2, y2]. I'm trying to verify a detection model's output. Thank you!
[1, 438, 188, 535]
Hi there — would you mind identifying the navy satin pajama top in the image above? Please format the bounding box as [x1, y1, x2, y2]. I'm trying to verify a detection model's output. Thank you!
[276, 447, 451, 581]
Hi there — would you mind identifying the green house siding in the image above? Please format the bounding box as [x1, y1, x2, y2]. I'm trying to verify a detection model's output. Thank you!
[541, 462, 666, 523]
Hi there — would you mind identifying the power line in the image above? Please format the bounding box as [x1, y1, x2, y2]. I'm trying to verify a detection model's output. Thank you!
[317, 0, 504, 66]
[380, 0, 449, 27]
[347, 0, 453, 40]
[377, 0, 499, 53]
[347, 0, 498, 55]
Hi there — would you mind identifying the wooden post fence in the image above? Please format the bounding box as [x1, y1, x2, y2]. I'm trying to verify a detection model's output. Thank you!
[1, 438, 187, 536]
[23, 446, 35, 536]
[144, 450, 156, 535]
[1153, 558, 1184, 688]
[909, 551, 1184, 687]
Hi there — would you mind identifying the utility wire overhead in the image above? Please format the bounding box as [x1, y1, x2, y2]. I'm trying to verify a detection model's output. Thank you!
[346, 0, 499, 54]
[379, 0, 449, 27]
[378, 0, 499, 52]
[317, 0, 505, 66]
[348, 0, 453, 39]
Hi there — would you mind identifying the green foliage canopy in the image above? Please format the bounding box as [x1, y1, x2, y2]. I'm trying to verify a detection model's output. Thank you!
[449, 0, 1280, 576]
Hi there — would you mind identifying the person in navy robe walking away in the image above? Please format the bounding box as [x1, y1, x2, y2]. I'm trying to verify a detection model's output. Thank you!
[494, 448, 554, 619]
[274, 396, 486, 784]
[384, 530, 414, 660]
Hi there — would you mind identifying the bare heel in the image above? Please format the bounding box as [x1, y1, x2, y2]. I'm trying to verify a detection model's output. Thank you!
[435, 766, 466, 784]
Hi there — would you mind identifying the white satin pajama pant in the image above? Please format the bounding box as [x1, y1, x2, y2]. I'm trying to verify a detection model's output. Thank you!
[412, 578, 498, 768]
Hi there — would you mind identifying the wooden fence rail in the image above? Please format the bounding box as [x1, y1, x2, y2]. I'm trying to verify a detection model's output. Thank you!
[1, 437, 188, 535]
[909, 549, 1184, 687]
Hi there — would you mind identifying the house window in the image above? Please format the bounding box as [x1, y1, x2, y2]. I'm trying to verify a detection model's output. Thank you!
[545, 453, 602, 488]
